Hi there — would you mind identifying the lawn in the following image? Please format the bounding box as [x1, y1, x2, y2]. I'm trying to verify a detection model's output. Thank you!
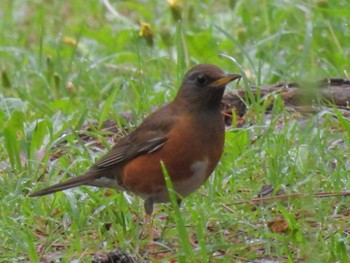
[1, 0, 350, 262]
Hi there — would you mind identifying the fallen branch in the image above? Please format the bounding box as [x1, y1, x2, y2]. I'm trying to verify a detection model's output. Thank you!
[233, 191, 350, 205]
[222, 78, 350, 118]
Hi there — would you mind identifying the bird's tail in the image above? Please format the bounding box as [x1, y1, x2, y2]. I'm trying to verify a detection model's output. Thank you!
[29, 172, 97, 197]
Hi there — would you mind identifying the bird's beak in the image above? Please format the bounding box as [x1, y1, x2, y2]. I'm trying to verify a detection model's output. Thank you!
[211, 73, 241, 88]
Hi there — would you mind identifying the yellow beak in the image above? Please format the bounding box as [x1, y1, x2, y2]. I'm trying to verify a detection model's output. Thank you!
[211, 73, 241, 88]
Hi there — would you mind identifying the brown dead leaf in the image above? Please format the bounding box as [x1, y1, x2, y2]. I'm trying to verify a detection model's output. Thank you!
[51, 209, 62, 217]
[268, 218, 289, 233]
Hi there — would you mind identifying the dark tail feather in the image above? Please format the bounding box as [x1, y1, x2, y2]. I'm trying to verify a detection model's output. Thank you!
[29, 172, 97, 197]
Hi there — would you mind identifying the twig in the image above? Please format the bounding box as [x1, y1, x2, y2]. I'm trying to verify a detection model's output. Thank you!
[232, 191, 350, 205]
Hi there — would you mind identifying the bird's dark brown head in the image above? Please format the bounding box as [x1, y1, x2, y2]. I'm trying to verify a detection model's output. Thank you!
[174, 64, 241, 112]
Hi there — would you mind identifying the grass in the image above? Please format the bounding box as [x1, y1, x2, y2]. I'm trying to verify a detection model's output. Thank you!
[1, 0, 350, 261]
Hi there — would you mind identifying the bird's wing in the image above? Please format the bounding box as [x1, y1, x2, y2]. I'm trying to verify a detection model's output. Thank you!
[92, 105, 175, 170]
[92, 133, 168, 169]
[28, 129, 169, 197]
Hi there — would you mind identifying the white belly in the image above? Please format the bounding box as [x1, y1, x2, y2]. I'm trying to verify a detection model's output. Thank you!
[150, 158, 209, 203]
[175, 158, 209, 197]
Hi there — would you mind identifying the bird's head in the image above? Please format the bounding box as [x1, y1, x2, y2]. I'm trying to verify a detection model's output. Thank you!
[175, 64, 241, 111]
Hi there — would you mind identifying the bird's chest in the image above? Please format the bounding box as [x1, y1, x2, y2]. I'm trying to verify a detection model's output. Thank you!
[168, 115, 225, 165]
[151, 117, 224, 201]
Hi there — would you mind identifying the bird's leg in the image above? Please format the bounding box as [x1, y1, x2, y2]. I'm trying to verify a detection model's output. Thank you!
[144, 198, 154, 241]
[177, 199, 182, 207]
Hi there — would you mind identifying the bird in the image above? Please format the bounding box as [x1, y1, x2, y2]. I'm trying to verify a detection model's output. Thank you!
[29, 64, 241, 232]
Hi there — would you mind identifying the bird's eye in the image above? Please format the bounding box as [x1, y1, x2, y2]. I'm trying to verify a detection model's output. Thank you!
[196, 74, 208, 85]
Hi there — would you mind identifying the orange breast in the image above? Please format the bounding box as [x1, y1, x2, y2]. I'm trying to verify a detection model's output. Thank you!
[120, 116, 224, 203]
